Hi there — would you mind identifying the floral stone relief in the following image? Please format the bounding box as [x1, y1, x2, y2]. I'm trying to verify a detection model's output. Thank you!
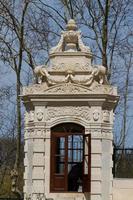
[46, 106, 90, 121]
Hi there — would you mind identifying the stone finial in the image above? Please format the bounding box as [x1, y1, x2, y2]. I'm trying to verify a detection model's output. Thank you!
[66, 19, 77, 31]
[50, 19, 91, 53]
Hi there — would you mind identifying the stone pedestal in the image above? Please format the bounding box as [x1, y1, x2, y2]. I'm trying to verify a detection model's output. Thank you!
[22, 19, 118, 200]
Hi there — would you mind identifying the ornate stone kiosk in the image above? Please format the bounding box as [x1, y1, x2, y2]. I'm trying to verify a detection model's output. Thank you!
[22, 20, 118, 200]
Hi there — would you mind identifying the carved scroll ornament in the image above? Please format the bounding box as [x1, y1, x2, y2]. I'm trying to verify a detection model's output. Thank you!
[46, 106, 90, 121]
[34, 65, 106, 86]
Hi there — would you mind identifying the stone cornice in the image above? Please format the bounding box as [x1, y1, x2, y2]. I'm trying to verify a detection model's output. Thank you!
[22, 82, 118, 96]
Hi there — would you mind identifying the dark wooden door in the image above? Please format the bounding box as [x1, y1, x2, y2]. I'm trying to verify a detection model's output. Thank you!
[83, 134, 91, 192]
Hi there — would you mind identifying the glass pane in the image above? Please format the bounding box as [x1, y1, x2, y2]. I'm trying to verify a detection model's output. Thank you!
[55, 163, 64, 174]
[55, 155, 65, 174]
[73, 135, 83, 149]
[73, 150, 83, 162]
[68, 150, 73, 162]
[60, 137, 65, 149]
[60, 149, 65, 156]
[73, 150, 79, 162]
[56, 137, 65, 155]
[68, 135, 72, 149]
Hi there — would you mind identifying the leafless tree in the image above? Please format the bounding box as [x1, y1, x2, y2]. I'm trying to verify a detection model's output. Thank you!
[0, 0, 133, 195]
[0, 0, 51, 196]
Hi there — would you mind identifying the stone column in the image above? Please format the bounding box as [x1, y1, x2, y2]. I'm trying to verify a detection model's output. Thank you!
[23, 107, 46, 200]
[90, 107, 114, 200]
[44, 128, 51, 197]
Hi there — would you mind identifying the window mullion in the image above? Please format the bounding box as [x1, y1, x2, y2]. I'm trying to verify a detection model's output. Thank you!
[65, 135, 68, 191]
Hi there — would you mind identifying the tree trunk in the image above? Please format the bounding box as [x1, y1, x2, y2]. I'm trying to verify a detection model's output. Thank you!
[14, 72, 21, 170]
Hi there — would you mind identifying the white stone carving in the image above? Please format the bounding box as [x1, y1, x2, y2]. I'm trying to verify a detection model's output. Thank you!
[23, 83, 48, 95]
[25, 111, 34, 123]
[36, 111, 43, 121]
[93, 110, 100, 121]
[45, 83, 91, 94]
[33, 19, 107, 87]
[23, 82, 116, 96]
[50, 63, 93, 72]
[34, 66, 69, 85]
[34, 65, 106, 86]
[23, 19, 118, 200]
[101, 131, 112, 140]
[103, 110, 110, 122]
[91, 129, 112, 140]
[50, 19, 91, 54]
[46, 106, 90, 121]
[29, 111, 34, 122]
[25, 130, 46, 139]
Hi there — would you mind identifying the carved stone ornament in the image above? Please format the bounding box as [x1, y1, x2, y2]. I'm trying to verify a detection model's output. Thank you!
[34, 65, 106, 86]
[22, 19, 118, 98]
[36, 110, 43, 121]
[93, 110, 100, 121]
[23, 82, 116, 96]
[29, 110, 34, 122]
[45, 83, 91, 94]
[103, 110, 110, 122]
[50, 19, 91, 54]
[50, 63, 92, 72]
[32, 19, 108, 88]
[46, 106, 90, 121]
[91, 129, 112, 140]
[25, 129, 46, 139]
[26, 110, 34, 122]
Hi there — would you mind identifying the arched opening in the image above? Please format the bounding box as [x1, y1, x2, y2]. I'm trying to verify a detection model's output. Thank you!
[50, 123, 91, 193]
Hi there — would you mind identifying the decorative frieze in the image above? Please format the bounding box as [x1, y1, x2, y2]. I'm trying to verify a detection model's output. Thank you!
[46, 106, 90, 121]
[34, 64, 106, 86]
[91, 129, 113, 140]
[23, 82, 116, 96]
[50, 63, 92, 72]
[25, 130, 46, 139]
[45, 83, 91, 94]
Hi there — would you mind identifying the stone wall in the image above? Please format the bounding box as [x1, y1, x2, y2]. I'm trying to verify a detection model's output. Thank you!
[113, 179, 133, 200]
